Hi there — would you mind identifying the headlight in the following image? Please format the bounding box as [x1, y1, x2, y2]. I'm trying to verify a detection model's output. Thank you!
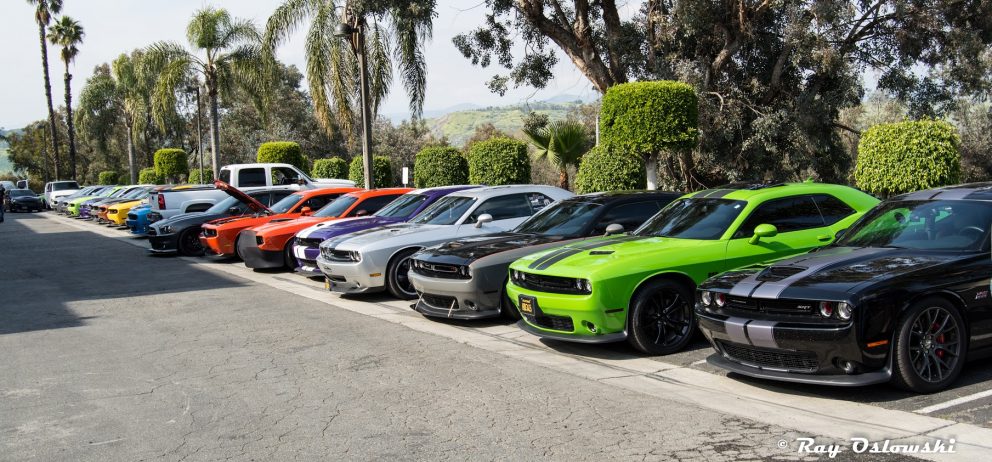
[819, 301, 834, 318]
[510, 269, 521, 282]
[574, 278, 592, 294]
[714, 292, 726, 307]
[701, 291, 712, 306]
[348, 251, 361, 262]
[836, 302, 852, 320]
[160, 225, 174, 234]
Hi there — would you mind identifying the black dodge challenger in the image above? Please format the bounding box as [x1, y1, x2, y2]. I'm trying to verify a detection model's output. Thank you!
[696, 183, 992, 393]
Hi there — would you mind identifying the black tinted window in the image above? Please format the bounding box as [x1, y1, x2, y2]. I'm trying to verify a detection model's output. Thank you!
[348, 194, 403, 217]
[239, 168, 266, 187]
[813, 194, 856, 226]
[219, 169, 231, 184]
[594, 201, 662, 234]
[303, 195, 336, 211]
[470, 194, 534, 222]
[734, 195, 825, 238]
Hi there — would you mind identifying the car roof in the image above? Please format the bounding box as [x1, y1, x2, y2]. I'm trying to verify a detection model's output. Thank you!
[408, 184, 478, 195]
[345, 187, 414, 198]
[569, 190, 683, 204]
[687, 182, 864, 202]
[893, 182, 992, 202]
[447, 184, 569, 200]
[292, 186, 362, 198]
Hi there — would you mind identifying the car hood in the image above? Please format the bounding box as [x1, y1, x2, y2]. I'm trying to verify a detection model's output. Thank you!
[12, 196, 42, 202]
[324, 223, 450, 250]
[416, 232, 574, 265]
[703, 246, 973, 300]
[297, 216, 403, 240]
[253, 216, 327, 237]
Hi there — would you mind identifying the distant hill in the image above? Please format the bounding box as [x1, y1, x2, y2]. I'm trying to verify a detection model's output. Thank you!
[0, 129, 14, 175]
[426, 100, 587, 147]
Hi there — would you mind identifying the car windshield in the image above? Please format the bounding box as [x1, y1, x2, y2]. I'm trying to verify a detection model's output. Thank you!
[205, 196, 243, 214]
[514, 200, 602, 236]
[270, 193, 304, 214]
[410, 196, 476, 225]
[315, 195, 358, 217]
[9, 190, 34, 198]
[375, 194, 427, 218]
[122, 188, 148, 199]
[837, 200, 992, 251]
[52, 181, 79, 191]
[635, 198, 746, 239]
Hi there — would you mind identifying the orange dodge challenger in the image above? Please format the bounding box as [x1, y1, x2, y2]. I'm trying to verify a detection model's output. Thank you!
[239, 188, 412, 270]
[200, 185, 361, 257]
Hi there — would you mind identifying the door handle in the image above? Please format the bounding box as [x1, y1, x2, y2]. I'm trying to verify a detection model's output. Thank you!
[817, 234, 832, 242]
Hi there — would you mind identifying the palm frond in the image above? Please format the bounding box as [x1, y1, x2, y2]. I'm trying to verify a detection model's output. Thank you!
[390, 15, 429, 117]
[187, 6, 230, 50]
[144, 43, 195, 131]
[218, 18, 261, 50]
[367, 22, 393, 118]
[47, 15, 84, 64]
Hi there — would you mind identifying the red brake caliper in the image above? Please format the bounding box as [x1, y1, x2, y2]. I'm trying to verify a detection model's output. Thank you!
[933, 322, 945, 359]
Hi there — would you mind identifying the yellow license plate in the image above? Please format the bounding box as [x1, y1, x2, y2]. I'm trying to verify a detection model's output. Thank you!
[324, 278, 331, 291]
[519, 297, 534, 314]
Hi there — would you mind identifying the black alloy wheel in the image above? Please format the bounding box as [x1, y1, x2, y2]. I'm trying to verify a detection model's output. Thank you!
[627, 279, 696, 355]
[178, 228, 205, 256]
[386, 249, 419, 300]
[892, 297, 966, 393]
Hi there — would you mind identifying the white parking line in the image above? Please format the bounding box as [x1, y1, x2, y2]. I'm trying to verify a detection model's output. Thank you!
[45, 213, 992, 462]
[915, 389, 992, 414]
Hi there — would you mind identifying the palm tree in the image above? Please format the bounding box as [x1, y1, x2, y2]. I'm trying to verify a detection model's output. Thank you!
[28, 0, 63, 179]
[145, 7, 267, 180]
[48, 15, 84, 181]
[523, 120, 590, 190]
[264, 0, 435, 138]
[109, 52, 155, 184]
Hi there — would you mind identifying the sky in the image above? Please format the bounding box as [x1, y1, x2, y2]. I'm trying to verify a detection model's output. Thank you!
[0, 0, 604, 131]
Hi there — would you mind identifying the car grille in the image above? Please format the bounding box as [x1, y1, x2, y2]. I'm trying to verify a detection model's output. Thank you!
[725, 296, 816, 315]
[411, 260, 470, 280]
[717, 340, 818, 372]
[202, 228, 217, 237]
[527, 312, 574, 332]
[513, 272, 586, 295]
[421, 293, 459, 310]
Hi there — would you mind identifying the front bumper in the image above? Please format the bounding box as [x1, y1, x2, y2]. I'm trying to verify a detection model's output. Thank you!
[316, 255, 383, 294]
[147, 230, 180, 254]
[9, 201, 42, 211]
[292, 244, 323, 275]
[696, 309, 890, 386]
[505, 282, 628, 343]
[238, 231, 285, 269]
[409, 271, 501, 320]
[200, 234, 236, 256]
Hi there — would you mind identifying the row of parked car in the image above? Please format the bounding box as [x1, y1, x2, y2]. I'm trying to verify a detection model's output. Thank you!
[53, 162, 992, 394]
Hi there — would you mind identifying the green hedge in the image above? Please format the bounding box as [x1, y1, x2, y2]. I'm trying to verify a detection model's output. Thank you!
[600, 81, 698, 153]
[138, 167, 160, 185]
[312, 157, 348, 179]
[154, 148, 189, 181]
[467, 137, 530, 185]
[349, 156, 393, 188]
[855, 120, 961, 196]
[187, 168, 214, 184]
[257, 141, 307, 170]
[414, 146, 468, 188]
[575, 146, 647, 194]
[97, 171, 119, 185]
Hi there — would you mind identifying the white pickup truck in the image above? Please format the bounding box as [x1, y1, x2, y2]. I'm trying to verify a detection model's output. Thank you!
[147, 163, 354, 221]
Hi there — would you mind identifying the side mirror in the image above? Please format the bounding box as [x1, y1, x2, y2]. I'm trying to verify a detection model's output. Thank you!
[604, 223, 624, 236]
[300, 206, 313, 216]
[474, 213, 493, 228]
[297, 178, 307, 186]
[355, 209, 370, 217]
[749, 223, 778, 244]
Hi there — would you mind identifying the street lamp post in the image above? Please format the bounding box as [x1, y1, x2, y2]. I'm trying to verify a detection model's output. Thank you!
[194, 85, 204, 184]
[335, 17, 374, 190]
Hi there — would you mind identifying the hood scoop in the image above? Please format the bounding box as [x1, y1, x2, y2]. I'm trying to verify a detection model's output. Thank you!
[756, 265, 806, 282]
[589, 250, 614, 255]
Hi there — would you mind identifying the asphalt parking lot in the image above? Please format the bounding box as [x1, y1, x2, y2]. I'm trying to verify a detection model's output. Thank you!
[2, 211, 991, 461]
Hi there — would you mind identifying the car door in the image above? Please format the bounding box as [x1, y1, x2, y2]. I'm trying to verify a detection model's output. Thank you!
[721, 194, 838, 271]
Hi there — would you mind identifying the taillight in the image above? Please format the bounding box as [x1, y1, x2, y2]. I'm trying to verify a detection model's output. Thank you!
[157, 194, 166, 209]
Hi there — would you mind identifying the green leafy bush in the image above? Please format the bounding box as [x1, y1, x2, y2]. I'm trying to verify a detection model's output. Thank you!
[256, 141, 307, 170]
[599, 81, 699, 152]
[312, 157, 348, 179]
[349, 156, 393, 188]
[467, 137, 530, 185]
[575, 146, 647, 194]
[187, 168, 214, 184]
[138, 167, 160, 185]
[855, 120, 961, 196]
[414, 147, 468, 188]
[154, 148, 189, 181]
[97, 171, 119, 185]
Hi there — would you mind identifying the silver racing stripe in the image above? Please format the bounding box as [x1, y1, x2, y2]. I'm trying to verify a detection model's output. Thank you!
[728, 274, 763, 297]
[527, 236, 644, 270]
[724, 317, 750, 345]
[747, 247, 890, 299]
[745, 321, 778, 348]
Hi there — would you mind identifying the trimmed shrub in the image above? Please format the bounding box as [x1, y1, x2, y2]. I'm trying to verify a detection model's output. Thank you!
[348, 155, 393, 188]
[98, 171, 119, 185]
[467, 137, 530, 185]
[154, 148, 189, 182]
[138, 167, 160, 185]
[575, 146, 647, 194]
[414, 146, 468, 188]
[257, 141, 307, 170]
[312, 157, 348, 179]
[855, 120, 961, 196]
[599, 81, 699, 152]
[187, 168, 214, 184]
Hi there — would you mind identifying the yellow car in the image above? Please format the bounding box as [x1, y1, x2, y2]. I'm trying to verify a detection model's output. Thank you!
[107, 185, 199, 226]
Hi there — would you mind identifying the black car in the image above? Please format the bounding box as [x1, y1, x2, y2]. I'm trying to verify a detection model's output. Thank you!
[147, 187, 293, 256]
[4, 189, 44, 212]
[408, 191, 681, 320]
[696, 183, 992, 393]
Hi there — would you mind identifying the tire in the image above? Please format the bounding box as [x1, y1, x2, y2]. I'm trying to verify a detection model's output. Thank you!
[177, 228, 205, 256]
[283, 242, 296, 270]
[500, 280, 520, 320]
[385, 248, 419, 300]
[626, 279, 696, 355]
[233, 235, 244, 260]
[890, 297, 967, 393]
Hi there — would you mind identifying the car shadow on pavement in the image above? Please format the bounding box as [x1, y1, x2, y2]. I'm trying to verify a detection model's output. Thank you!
[0, 213, 249, 335]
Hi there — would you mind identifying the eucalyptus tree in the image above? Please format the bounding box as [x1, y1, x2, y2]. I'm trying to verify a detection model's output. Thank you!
[264, 0, 437, 139]
[523, 120, 589, 189]
[27, 0, 63, 179]
[146, 7, 267, 179]
[48, 15, 84, 180]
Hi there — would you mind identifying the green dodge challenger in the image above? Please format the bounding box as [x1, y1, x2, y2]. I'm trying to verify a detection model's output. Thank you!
[506, 182, 880, 355]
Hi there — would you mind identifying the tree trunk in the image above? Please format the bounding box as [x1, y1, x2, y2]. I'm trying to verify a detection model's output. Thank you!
[126, 121, 137, 184]
[558, 169, 569, 190]
[208, 86, 221, 181]
[63, 68, 77, 181]
[645, 154, 658, 190]
[38, 21, 61, 180]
